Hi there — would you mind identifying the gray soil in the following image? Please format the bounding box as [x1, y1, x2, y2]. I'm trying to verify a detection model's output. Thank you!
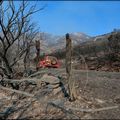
[78, 70, 120, 119]
[0, 68, 120, 119]
[41, 68, 120, 119]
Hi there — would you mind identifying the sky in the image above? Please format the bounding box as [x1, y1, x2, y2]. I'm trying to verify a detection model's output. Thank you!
[20, 1, 120, 36]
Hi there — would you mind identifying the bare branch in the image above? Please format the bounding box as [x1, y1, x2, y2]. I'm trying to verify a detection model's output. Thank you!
[0, 1, 42, 78]
[67, 106, 119, 112]
[0, 86, 34, 97]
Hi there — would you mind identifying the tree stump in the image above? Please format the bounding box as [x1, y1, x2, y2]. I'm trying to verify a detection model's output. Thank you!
[66, 33, 77, 101]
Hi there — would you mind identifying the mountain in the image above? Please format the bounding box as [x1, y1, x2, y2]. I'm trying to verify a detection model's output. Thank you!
[45, 32, 92, 52]
[31, 32, 91, 54]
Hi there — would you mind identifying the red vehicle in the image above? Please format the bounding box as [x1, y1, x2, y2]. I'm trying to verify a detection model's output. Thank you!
[37, 56, 60, 69]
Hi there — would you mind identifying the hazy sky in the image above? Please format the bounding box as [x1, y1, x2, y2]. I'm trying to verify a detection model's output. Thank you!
[25, 1, 120, 36]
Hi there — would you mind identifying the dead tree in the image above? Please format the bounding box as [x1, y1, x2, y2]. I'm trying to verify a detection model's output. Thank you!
[66, 33, 77, 101]
[0, 1, 43, 78]
[35, 40, 40, 70]
[23, 26, 38, 75]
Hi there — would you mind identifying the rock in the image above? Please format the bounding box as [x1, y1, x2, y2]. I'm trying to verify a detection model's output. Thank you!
[61, 73, 67, 79]
[89, 66, 96, 70]
[53, 87, 62, 95]
[40, 74, 60, 84]
[86, 57, 97, 61]
[47, 84, 60, 89]
[100, 67, 109, 71]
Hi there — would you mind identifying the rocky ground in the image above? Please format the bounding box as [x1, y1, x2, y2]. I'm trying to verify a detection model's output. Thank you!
[0, 68, 120, 119]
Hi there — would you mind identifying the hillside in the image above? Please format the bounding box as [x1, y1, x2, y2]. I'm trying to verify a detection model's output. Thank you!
[49, 31, 120, 72]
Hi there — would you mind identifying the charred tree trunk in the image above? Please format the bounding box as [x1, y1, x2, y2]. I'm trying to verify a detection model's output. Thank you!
[66, 33, 77, 101]
[35, 40, 40, 70]
[2, 56, 13, 79]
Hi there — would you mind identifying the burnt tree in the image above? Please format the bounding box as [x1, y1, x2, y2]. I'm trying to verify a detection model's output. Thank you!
[35, 40, 40, 70]
[66, 33, 77, 101]
[0, 1, 43, 78]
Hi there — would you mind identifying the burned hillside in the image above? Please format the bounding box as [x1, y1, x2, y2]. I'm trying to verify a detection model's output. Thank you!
[49, 31, 120, 72]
